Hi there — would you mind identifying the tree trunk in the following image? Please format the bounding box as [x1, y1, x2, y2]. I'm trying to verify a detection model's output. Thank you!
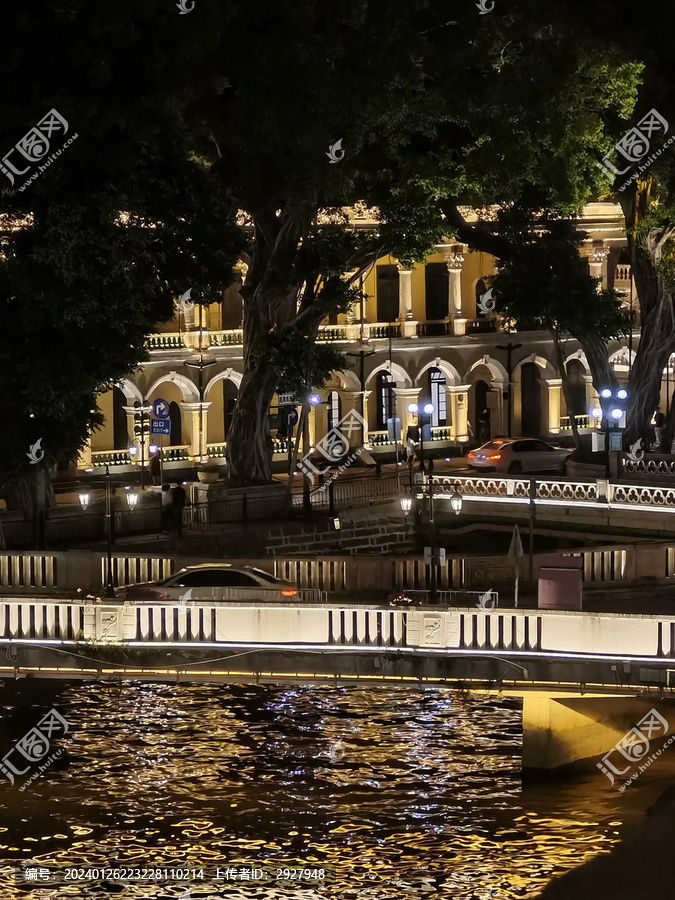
[225, 357, 278, 485]
[551, 330, 581, 448]
[579, 333, 616, 396]
[661, 389, 675, 454]
[224, 205, 314, 485]
[618, 182, 675, 446]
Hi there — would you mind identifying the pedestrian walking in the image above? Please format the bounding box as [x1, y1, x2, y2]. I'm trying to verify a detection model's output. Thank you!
[405, 423, 419, 469]
[172, 482, 186, 536]
[478, 407, 491, 444]
[161, 483, 173, 533]
[149, 451, 161, 486]
[654, 409, 666, 451]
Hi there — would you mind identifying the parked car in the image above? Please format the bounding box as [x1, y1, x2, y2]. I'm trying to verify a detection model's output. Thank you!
[117, 563, 300, 603]
[466, 438, 572, 474]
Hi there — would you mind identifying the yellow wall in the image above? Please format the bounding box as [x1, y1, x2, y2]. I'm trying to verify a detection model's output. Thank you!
[91, 389, 115, 450]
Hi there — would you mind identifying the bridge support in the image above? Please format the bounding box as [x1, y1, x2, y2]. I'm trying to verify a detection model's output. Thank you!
[523, 693, 675, 772]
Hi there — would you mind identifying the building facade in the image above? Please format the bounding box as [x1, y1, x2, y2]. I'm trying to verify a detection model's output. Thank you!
[82, 202, 645, 474]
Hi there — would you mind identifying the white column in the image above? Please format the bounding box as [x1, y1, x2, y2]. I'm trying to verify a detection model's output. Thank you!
[180, 401, 212, 461]
[344, 270, 357, 324]
[397, 266, 418, 338]
[341, 391, 365, 446]
[438, 245, 466, 335]
[395, 388, 423, 435]
[448, 385, 470, 442]
[589, 243, 610, 291]
[547, 378, 563, 434]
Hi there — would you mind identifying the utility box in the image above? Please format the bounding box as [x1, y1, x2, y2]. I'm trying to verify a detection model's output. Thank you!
[592, 431, 606, 452]
[538, 566, 582, 610]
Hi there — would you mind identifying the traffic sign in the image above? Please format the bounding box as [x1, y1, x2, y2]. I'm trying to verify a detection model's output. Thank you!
[152, 398, 170, 419]
[282, 407, 299, 428]
[151, 418, 171, 435]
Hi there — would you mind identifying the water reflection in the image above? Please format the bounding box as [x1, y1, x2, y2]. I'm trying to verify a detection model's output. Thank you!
[0, 682, 664, 898]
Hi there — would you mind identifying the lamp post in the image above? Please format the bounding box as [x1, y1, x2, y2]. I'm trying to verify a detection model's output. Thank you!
[407, 401, 434, 473]
[495, 341, 523, 437]
[598, 386, 628, 474]
[79, 464, 115, 598]
[408, 401, 440, 603]
[132, 401, 151, 489]
[185, 352, 217, 465]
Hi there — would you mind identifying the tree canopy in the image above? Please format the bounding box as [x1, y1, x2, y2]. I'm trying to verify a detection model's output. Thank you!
[1, 0, 672, 488]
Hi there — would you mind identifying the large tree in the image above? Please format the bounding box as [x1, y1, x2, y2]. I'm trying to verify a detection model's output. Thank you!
[489, 213, 628, 446]
[0, 0, 243, 518]
[180, 0, 642, 484]
[2, 0, 663, 492]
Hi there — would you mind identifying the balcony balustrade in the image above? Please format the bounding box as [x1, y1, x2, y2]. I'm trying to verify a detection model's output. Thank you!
[417, 321, 452, 337]
[465, 317, 501, 335]
[559, 415, 591, 431]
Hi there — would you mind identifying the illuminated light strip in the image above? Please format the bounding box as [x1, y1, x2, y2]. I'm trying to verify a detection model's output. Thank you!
[0, 664, 654, 692]
[431, 492, 675, 514]
[3, 638, 675, 664]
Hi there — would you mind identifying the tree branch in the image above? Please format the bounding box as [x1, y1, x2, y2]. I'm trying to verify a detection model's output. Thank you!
[437, 200, 517, 259]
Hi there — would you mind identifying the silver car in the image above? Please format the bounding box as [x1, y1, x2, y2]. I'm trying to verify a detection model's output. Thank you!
[117, 563, 301, 603]
[467, 438, 572, 474]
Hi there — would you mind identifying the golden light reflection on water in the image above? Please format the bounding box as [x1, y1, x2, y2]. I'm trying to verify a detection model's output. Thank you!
[0, 682, 668, 898]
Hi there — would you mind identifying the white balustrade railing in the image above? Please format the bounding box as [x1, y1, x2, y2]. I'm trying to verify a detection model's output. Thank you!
[433, 474, 675, 511]
[2, 600, 675, 666]
[624, 457, 675, 476]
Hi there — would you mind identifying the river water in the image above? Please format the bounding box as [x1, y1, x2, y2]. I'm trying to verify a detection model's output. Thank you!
[0, 681, 669, 899]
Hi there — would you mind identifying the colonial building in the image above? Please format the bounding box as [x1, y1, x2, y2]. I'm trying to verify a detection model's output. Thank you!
[82, 202, 642, 475]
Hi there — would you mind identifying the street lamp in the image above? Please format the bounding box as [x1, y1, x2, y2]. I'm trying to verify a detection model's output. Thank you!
[400, 496, 413, 515]
[450, 484, 463, 516]
[125, 488, 139, 510]
[78, 465, 115, 598]
[407, 401, 434, 473]
[596, 386, 629, 471]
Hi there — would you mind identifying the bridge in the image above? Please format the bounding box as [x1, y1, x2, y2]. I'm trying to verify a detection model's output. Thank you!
[3, 594, 675, 773]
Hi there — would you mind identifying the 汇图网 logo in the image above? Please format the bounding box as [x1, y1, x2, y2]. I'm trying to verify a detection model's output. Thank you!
[326, 139, 345, 163]
[477, 589, 496, 610]
[626, 438, 644, 463]
[597, 108, 671, 189]
[27, 439, 44, 465]
[477, 287, 495, 315]
[175, 288, 194, 315]
[1, 109, 72, 189]
[597, 708, 669, 786]
[0, 708, 70, 787]
[297, 408, 366, 485]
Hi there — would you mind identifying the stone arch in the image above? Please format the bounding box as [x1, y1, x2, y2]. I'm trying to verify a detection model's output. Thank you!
[564, 349, 590, 374]
[609, 346, 635, 371]
[204, 368, 243, 397]
[204, 369, 242, 444]
[465, 355, 508, 440]
[146, 371, 200, 402]
[513, 354, 556, 437]
[465, 355, 509, 385]
[416, 358, 461, 388]
[365, 360, 412, 389]
[113, 378, 143, 406]
[513, 352, 558, 381]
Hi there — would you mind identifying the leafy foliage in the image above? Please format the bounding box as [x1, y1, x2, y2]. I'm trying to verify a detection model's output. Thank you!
[492, 211, 628, 342]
